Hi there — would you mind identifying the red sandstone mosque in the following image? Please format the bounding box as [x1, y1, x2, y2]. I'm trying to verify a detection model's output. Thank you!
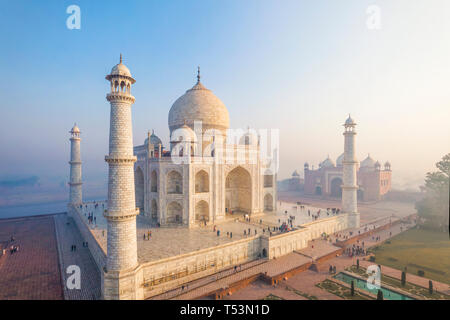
[303, 154, 392, 202]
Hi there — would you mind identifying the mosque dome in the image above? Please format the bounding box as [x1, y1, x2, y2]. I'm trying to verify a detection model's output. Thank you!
[361, 154, 376, 168]
[336, 153, 344, 166]
[292, 170, 300, 177]
[320, 156, 336, 168]
[145, 130, 162, 146]
[168, 69, 229, 134]
[375, 161, 381, 169]
[170, 124, 198, 143]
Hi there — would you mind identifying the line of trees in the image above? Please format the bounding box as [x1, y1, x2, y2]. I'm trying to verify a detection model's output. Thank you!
[415, 153, 449, 232]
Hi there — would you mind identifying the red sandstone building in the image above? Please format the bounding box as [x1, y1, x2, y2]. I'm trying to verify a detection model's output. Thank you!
[303, 154, 392, 202]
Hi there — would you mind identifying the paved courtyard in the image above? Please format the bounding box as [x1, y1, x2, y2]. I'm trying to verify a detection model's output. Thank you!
[79, 200, 330, 263]
[0, 215, 64, 300]
[278, 191, 416, 225]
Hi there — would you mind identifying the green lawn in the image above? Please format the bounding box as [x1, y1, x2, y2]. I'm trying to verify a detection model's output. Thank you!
[368, 227, 450, 285]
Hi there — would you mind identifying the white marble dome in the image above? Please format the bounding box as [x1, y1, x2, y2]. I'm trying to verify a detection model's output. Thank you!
[106, 55, 135, 83]
[361, 154, 376, 168]
[110, 63, 132, 77]
[168, 79, 230, 134]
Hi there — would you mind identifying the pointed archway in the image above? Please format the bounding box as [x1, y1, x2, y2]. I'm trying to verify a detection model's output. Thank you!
[225, 166, 252, 215]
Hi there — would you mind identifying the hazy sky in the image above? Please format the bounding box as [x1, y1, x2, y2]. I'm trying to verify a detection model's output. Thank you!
[0, 0, 449, 193]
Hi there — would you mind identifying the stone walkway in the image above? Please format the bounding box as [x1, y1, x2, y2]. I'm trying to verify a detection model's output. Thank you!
[0, 215, 63, 300]
[54, 213, 102, 300]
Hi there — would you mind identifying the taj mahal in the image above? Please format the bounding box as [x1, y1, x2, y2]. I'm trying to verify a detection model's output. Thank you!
[132, 66, 276, 227]
[66, 56, 361, 300]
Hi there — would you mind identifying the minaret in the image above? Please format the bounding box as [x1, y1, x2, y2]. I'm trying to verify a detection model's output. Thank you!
[69, 124, 82, 205]
[103, 55, 142, 300]
[342, 114, 360, 228]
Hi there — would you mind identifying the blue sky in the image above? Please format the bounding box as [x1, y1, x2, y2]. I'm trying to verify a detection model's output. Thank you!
[0, 0, 449, 194]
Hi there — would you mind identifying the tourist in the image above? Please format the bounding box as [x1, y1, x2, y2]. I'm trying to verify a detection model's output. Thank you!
[230, 232, 232, 239]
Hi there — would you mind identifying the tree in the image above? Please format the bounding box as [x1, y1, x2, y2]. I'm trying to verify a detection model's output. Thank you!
[416, 153, 450, 231]
[429, 280, 433, 295]
[377, 290, 384, 300]
[351, 280, 355, 296]
[401, 271, 406, 286]
[356, 259, 359, 270]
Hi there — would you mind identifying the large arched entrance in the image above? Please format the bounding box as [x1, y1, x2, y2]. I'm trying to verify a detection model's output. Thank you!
[225, 166, 252, 215]
[135, 167, 144, 210]
[195, 200, 209, 223]
[166, 201, 182, 224]
[264, 193, 273, 212]
[330, 177, 343, 198]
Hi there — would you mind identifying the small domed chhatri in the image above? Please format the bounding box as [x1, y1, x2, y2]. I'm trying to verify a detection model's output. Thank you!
[145, 130, 162, 146]
[70, 123, 80, 134]
[168, 67, 229, 135]
[106, 54, 135, 83]
[345, 114, 356, 126]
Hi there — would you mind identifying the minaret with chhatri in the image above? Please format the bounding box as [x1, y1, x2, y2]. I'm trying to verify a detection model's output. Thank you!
[69, 124, 82, 205]
[103, 54, 143, 300]
[342, 114, 360, 228]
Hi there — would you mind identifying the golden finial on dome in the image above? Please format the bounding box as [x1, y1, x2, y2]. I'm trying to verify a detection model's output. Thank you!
[197, 66, 200, 83]
[120, 53, 122, 64]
